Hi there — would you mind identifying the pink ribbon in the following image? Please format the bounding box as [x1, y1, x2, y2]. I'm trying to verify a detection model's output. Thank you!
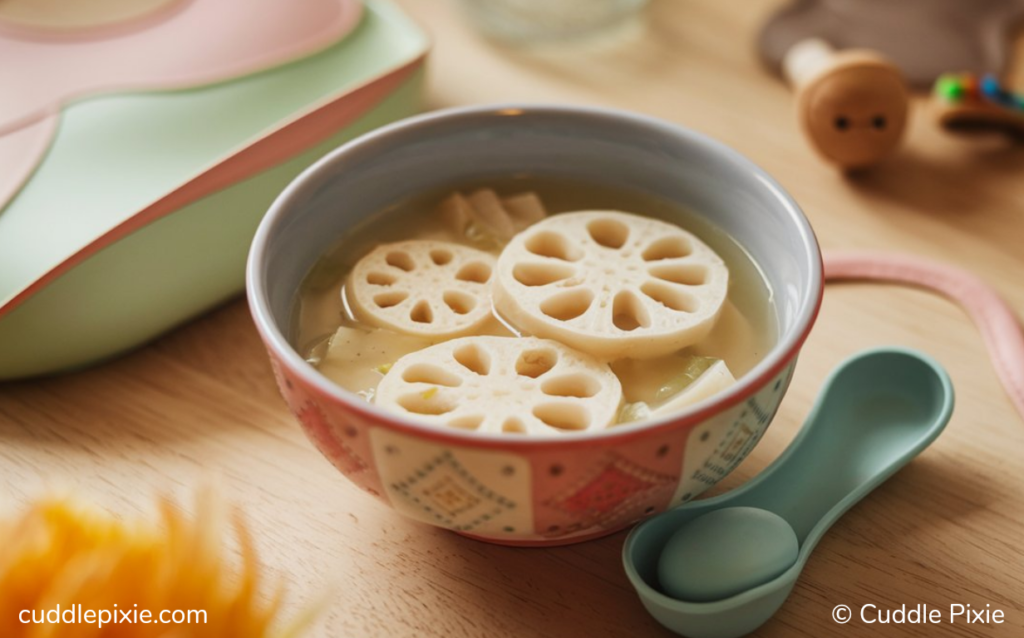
[825, 251, 1024, 422]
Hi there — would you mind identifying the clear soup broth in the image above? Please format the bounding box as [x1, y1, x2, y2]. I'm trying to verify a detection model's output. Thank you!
[295, 175, 778, 427]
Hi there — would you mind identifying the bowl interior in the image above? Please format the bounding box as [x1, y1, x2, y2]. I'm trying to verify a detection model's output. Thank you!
[252, 106, 820, 398]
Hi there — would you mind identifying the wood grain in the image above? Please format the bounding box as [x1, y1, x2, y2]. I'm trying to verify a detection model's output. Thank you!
[3, 1, 1024, 636]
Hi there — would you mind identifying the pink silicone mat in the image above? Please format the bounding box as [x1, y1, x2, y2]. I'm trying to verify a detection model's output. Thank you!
[826, 251, 1024, 422]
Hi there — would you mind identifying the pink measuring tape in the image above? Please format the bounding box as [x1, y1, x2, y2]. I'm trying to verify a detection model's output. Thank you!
[825, 251, 1024, 421]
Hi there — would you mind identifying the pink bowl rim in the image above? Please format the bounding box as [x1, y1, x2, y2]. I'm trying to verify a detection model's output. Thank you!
[246, 103, 824, 449]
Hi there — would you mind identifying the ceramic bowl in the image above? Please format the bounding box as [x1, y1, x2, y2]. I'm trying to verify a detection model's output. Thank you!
[246, 105, 822, 546]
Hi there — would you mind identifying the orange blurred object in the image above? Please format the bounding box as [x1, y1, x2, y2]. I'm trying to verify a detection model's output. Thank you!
[0, 491, 312, 637]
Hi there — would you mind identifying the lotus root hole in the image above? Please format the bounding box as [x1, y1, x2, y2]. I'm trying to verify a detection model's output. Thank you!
[502, 417, 526, 434]
[532, 403, 590, 431]
[612, 290, 651, 331]
[586, 217, 629, 249]
[642, 236, 691, 261]
[401, 363, 462, 387]
[649, 263, 707, 286]
[453, 343, 491, 375]
[541, 373, 601, 398]
[398, 393, 455, 416]
[455, 261, 492, 283]
[410, 300, 434, 323]
[374, 290, 409, 308]
[515, 349, 557, 378]
[386, 251, 415, 271]
[512, 262, 575, 287]
[524, 231, 583, 262]
[540, 288, 594, 322]
[366, 272, 396, 286]
[430, 249, 454, 266]
[443, 290, 477, 315]
[449, 415, 484, 430]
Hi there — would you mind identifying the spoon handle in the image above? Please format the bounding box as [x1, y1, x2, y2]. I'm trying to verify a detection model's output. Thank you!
[677, 348, 953, 546]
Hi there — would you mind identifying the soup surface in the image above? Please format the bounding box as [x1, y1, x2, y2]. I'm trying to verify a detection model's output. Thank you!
[295, 175, 777, 433]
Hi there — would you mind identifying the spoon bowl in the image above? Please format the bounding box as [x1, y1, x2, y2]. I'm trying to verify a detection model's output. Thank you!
[623, 347, 954, 638]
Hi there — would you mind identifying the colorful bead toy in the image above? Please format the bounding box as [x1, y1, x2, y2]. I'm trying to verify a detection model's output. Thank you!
[933, 73, 1024, 137]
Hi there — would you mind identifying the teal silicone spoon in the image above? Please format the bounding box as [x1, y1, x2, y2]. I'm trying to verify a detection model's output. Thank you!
[623, 347, 954, 638]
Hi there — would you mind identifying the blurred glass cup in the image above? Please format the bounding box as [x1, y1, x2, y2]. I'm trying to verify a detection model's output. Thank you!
[459, 0, 649, 42]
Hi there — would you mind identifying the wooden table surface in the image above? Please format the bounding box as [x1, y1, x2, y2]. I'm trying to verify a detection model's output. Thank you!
[3, 1, 1024, 636]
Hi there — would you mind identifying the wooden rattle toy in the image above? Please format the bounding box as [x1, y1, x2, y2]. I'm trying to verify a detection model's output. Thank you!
[782, 39, 910, 171]
[759, 0, 1024, 91]
[932, 73, 1024, 138]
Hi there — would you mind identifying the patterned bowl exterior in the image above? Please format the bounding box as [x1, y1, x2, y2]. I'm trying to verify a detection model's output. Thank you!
[267, 343, 797, 546]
